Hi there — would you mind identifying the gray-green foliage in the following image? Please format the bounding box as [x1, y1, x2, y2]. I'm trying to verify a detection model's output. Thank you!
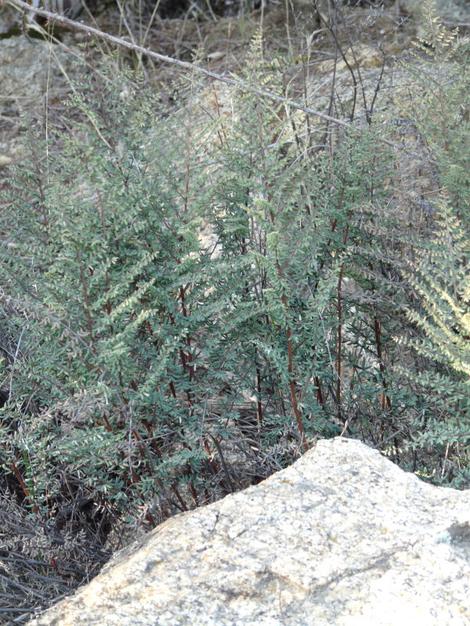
[0, 19, 468, 529]
[409, 1, 469, 220]
[396, 8, 470, 485]
[402, 197, 469, 486]
[406, 198, 469, 378]
[0, 61, 390, 519]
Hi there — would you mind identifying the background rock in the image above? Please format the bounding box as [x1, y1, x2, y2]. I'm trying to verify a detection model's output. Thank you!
[0, 4, 20, 35]
[29, 437, 470, 626]
[0, 36, 69, 166]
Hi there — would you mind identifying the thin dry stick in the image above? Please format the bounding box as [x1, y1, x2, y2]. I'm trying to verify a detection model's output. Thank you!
[142, 0, 163, 48]
[6, 0, 354, 130]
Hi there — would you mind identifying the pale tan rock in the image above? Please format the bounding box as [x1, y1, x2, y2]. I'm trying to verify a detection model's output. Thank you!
[0, 36, 70, 171]
[0, 37, 67, 109]
[29, 438, 470, 626]
[0, 4, 20, 35]
[316, 44, 385, 73]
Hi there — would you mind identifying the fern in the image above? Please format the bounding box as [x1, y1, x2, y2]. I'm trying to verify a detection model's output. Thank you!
[395, 5, 470, 485]
[1, 13, 468, 528]
[406, 198, 469, 378]
[405, 0, 470, 217]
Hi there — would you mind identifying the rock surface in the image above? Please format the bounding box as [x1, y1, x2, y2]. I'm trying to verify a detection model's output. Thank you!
[29, 437, 469, 626]
[0, 35, 69, 167]
[0, 4, 19, 35]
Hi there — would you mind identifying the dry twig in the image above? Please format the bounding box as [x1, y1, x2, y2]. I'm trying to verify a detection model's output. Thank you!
[5, 0, 354, 130]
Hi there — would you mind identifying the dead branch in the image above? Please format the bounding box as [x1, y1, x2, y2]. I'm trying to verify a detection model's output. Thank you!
[6, 0, 352, 130]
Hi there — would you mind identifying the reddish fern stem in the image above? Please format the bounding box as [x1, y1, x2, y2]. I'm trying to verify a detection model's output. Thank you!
[11, 460, 38, 512]
[336, 263, 345, 424]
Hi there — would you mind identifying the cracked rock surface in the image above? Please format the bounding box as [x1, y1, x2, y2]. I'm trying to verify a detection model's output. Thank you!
[29, 438, 469, 625]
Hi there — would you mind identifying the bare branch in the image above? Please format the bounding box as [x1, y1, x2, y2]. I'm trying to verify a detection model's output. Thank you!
[6, 0, 352, 129]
